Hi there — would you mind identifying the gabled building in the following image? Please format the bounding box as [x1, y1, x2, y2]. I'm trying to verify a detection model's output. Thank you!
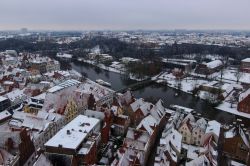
[223, 125, 250, 164]
[178, 114, 195, 144]
[0, 124, 36, 166]
[128, 98, 153, 126]
[240, 58, 250, 73]
[113, 112, 161, 166]
[156, 128, 182, 166]
[238, 88, 250, 114]
[195, 60, 223, 76]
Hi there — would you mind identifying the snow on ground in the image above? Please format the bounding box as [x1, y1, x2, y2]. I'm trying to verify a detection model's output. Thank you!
[216, 101, 250, 119]
[217, 69, 250, 84]
[81, 59, 125, 74]
[129, 74, 148, 81]
[81, 59, 152, 81]
[157, 72, 209, 94]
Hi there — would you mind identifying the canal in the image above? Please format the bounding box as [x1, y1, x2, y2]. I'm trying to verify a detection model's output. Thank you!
[72, 61, 248, 126]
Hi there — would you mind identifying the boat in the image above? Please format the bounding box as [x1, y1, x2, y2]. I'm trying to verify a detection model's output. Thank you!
[95, 79, 111, 87]
[169, 104, 194, 113]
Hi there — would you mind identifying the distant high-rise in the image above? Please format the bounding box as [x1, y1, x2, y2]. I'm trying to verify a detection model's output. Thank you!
[20, 28, 28, 33]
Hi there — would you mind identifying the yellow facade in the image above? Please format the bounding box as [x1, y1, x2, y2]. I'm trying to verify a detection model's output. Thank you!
[64, 98, 78, 123]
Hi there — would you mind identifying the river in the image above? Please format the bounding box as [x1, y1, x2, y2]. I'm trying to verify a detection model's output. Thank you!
[71, 61, 248, 126]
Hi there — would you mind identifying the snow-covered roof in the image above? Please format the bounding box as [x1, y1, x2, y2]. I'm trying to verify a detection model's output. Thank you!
[183, 113, 195, 123]
[126, 127, 150, 144]
[137, 115, 157, 135]
[160, 128, 182, 162]
[3, 81, 14, 85]
[32, 93, 46, 100]
[56, 53, 72, 59]
[231, 160, 247, 166]
[33, 154, 52, 166]
[12, 111, 50, 131]
[45, 115, 100, 150]
[186, 155, 210, 166]
[150, 102, 165, 122]
[0, 96, 8, 102]
[170, 105, 193, 113]
[205, 120, 221, 137]
[0, 110, 11, 121]
[139, 102, 153, 116]
[241, 58, 250, 63]
[4, 89, 26, 102]
[130, 98, 145, 112]
[239, 88, 250, 103]
[224, 128, 234, 139]
[239, 126, 250, 148]
[37, 110, 63, 122]
[47, 79, 80, 93]
[206, 60, 223, 69]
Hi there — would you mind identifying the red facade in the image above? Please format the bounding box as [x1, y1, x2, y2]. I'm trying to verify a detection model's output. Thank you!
[238, 95, 250, 114]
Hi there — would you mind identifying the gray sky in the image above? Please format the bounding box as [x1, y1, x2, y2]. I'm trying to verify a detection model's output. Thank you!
[0, 0, 250, 30]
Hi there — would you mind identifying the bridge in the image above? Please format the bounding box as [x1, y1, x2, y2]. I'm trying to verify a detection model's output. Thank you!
[97, 78, 154, 106]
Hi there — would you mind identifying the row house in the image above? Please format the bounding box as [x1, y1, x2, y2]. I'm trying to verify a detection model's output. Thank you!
[178, 113, 207, 146]
[155, 111, 184, 166]
[113, 109, 165, 166]
[10, 110, 64, 151]
[127, 98, 153, 126]
[111, 114, 130, 137]
[155, 111, 221, 166]
[113, 127, 153, 166]
[223, 125, 250, 165]
[115, 90, 135, 109]
[155, 128, 182, 166]
[0, 121, 36, 166]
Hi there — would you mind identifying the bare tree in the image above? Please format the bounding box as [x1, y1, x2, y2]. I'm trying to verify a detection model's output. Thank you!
[220, 67, 225, 81]
[228, 95, 237, 108]
[234, 67, 243, 83]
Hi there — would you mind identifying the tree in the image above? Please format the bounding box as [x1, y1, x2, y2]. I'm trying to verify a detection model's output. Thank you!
[228, 95, 236, 108]
[220, 66, 225, 81]
[234, 67, 243, 83]
[88, 93, 96, 110]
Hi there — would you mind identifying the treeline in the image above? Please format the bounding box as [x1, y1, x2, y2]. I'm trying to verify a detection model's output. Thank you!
[125, 58, 163, 78]
[0, 37, 249, 61]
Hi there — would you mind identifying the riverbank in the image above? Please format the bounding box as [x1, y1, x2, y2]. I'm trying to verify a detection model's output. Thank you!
[71, 61, 250, 126]
[77, 59, 149, 81]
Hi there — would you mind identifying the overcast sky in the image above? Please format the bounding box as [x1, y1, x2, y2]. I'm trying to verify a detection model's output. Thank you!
[0, 0, 250, 31]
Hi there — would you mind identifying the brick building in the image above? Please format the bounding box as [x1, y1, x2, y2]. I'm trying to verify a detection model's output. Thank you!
[195, 60, 223, 76]
[240, 58, 250, 73]
[223, 126, 250, 164]
[238, 88, 250, 114]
